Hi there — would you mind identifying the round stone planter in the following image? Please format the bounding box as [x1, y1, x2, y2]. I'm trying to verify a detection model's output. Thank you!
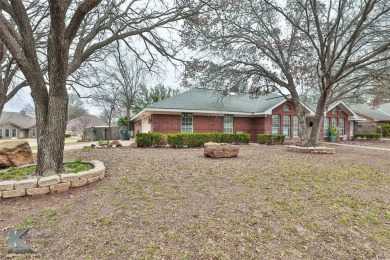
[0, 160, 105, 199]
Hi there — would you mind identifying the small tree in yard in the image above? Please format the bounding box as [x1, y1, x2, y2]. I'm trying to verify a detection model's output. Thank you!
[0, 0, 204, 176]
[183, 0, 390, 146]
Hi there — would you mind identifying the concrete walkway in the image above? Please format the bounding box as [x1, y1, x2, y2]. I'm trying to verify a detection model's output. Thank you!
[323, 141, 390, 152]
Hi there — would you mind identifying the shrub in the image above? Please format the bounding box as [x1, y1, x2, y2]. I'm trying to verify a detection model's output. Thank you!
[65, 133, 71, 138]
[376, 125, 390, 137]
[328, 125, 339, 136]
[117, 116, 128, 127]
[353, 133, 381, 139]
[257, 134, 285, 145]
[135, 133, 164, 147]
[98, 139, 107, 146]
[167, 134, 185, 148]
[167, 133, 250, 148]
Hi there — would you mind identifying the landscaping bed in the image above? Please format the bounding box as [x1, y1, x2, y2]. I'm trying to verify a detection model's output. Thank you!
[0, 145, 389, 259]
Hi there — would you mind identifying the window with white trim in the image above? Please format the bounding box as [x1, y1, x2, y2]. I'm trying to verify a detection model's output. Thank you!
[181, 113, 193, 133]
[272, 115, 280, 134]
[12, 129, 17, 137]
[32, 128, 36, 137]
[293, 116, 299, 138]
[283, 115, 290, 137]
[223, 115, 233, 133]
[283, 105, 291, 112]
[0, 129, 2, 137]
[323, 117, 329, 137]
[331, 118, 337, 127]
[331, 108, 338, 115]
[5, 129, 9, 137]
[339, 118, 344, 137]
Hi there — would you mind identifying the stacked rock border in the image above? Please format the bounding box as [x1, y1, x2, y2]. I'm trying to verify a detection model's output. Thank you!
[0, 160, 105, 199]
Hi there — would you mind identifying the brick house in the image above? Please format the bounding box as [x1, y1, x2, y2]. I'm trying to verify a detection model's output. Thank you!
[131, 88, 361, 142]
[0, 110, 37, 139]
[349, 103, 390, 133]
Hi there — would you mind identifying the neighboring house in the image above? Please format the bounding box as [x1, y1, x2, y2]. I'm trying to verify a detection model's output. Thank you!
[66, 115, 107, 137]
[349, 103, 390, 133]
[0, 110, 37, 139]
[130, 88, 362, 142]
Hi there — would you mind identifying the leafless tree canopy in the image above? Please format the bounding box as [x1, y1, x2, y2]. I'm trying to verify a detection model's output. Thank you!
[0, 0, 204, 175]
[182, 0, 390, 145]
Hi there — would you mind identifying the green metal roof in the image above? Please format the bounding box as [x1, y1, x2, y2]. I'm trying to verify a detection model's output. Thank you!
[147, 88, 286, 113]
[349, 103, 390, 121]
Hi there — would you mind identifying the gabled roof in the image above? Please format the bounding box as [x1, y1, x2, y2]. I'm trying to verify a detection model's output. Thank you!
[0, 111, 36, 129]
[306, 101, 361, 120]
[67, 115, 107, 130]
[328, 100, 361, 120]
[131, 88, 314, 121]
[349, 103, 390, 121]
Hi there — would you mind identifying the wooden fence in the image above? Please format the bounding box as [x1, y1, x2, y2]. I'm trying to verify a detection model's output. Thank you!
[83, 126, 121, 141]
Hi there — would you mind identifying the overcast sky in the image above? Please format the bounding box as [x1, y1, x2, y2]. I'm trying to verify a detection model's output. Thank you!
[4, 61, 184, 115]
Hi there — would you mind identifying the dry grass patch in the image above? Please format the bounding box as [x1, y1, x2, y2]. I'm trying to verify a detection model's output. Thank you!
[0, 145, 389, 259]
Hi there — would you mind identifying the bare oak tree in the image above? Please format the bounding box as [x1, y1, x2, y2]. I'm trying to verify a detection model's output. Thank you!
[183, 0, 390, 146]
[0, 0, 203, 175]
[0, 43, 28, 117]
[98, 45, 150, 129]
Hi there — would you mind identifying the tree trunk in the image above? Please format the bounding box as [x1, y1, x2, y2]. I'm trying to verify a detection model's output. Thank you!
[35, 94, 68, 176]
[307, 96, 327, 147]
[33, 0, 69, 176]
[289, 94, 309, 146]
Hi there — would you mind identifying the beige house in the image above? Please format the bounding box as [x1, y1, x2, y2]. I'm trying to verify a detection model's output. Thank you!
[0, 110, 36, 139]
[66, 115, 107, 136]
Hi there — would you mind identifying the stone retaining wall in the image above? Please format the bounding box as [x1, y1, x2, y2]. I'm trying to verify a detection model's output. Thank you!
[0, 160, 105, 199]
[287, 146, 336, 154]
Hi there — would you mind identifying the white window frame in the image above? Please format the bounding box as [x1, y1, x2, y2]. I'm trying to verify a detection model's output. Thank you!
[12, 129, 17, 137]
[5, 129, 10, 137]
[331, 118, 337, 127]
[293, 116, 299, 138]
[272, 115, 280, 134]
[323, 117, 330, 137]
[283, 115, 290, 137]
[32, 128, 36, 137]
[0, 129, 2, 137]
[223, 114, 233, 133]
[181, 113, 193, 133]
[339, 118, 345, 137]
[283, 105, 291, 112]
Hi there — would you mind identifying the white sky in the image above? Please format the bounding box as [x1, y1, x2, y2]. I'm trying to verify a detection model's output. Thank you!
[4, 61, 184, 115]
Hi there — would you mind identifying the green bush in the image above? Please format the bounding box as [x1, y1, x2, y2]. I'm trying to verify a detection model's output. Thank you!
[353, 133, 381, 139]
[376, 125, 390, 137]
[136, 133, 164, 147]
[117, 116, 128, 127]
[257, 134, 285, 145]
[167, 134, 185, 148]
[167, 133, 250, 148]
[65, 133, 71, 138]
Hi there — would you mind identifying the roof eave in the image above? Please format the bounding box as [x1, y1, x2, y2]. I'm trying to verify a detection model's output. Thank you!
[130, 108, 271, 121]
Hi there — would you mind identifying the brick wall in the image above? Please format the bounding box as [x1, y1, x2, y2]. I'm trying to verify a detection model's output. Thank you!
[194, 115, 224, 132]
[151, 114, 181, 133]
